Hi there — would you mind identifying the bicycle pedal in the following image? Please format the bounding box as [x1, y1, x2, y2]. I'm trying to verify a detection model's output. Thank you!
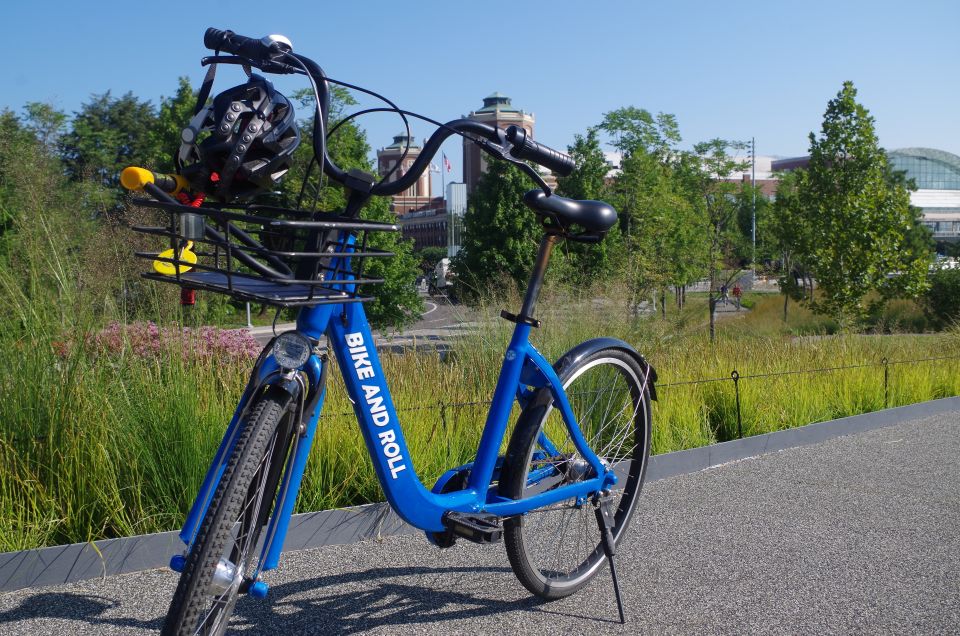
[442, 511, 503, 544]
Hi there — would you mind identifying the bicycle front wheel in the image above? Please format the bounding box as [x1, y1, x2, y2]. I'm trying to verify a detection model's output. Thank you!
[162, 387, 296, 636]
[501, 347, 652, 599]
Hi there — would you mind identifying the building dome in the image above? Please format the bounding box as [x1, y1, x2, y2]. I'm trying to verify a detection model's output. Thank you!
[383, 133, 420, 151]
[888, 148, 960, 190]
[475, 92, 522, 115]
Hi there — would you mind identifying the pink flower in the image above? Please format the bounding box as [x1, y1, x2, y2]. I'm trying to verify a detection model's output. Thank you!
[88, 322, 261, 362]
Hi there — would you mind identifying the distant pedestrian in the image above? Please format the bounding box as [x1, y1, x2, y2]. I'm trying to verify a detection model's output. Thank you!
[719, 285, 728, 306]
[732, 284, 742, 310]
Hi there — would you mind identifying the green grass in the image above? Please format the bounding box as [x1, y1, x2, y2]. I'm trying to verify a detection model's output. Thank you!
[1, 284, 958, 552]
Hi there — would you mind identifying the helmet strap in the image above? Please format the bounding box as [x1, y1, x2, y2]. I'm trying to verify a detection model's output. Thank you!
[175, 62, 219, 172]
[194, 62, 218, 116]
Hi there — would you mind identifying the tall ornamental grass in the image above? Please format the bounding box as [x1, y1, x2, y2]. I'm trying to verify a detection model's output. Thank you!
[2, 229, 958, 551]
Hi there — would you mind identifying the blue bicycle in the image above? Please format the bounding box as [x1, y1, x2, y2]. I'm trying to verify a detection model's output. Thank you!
[123, 28, 656, 635]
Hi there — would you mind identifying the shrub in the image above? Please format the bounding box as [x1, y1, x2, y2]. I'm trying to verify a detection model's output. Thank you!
[924, 266, 960, 328]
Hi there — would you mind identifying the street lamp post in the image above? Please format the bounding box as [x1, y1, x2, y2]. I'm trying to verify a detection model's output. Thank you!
[750, 137, 756, 280]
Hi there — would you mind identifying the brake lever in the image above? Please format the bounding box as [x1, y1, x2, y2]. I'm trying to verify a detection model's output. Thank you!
[475, 138, 552, 195]
[200, 55, 301, 75]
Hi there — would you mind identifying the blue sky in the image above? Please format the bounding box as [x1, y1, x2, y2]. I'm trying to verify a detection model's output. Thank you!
[4, 0, 958, 194]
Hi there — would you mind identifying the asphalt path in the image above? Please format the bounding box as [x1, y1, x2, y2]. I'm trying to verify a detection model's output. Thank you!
[249, 293, 480, 347]
[1, 411, 957, 634]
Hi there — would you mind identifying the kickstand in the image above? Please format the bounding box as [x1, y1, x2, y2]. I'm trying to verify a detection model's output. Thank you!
[595, 495, 627, 624]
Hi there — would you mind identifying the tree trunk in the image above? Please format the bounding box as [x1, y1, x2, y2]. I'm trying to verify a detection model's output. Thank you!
[783, 292, 789, 322]
[660, 290, 666, 318]
[709, 295, 716, 342]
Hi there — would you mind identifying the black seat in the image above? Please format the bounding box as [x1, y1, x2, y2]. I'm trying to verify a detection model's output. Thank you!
[522, 190, 618, 241]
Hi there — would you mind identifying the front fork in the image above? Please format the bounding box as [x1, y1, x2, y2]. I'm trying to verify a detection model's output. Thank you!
[174, 342, 326, 578]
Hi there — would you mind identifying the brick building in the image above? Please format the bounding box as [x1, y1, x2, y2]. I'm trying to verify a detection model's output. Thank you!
[396, 198, 448, 250]
[462, 92, 536, 195]
[376, 133, 433, 215]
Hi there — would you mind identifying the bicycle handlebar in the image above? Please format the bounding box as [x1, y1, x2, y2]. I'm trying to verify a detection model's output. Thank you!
[201, 27, 575, 200]
[203, 28, 293, 65]
[504, 126, 575, 176]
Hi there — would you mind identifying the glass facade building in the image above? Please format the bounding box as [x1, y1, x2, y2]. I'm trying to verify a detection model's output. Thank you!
[773, 148, 960, 243]
[888, 148, 960, 190]
[888, 148, 960, 242]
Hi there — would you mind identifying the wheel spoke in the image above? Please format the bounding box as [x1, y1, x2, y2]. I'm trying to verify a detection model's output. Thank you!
[504, 353, 651, 598]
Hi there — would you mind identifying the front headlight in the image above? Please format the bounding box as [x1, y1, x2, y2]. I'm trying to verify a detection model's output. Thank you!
[272, 331, 312, 369]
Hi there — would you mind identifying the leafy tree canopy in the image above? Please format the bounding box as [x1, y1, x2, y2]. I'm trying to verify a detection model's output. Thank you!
[797, 81, 931, 325]
[455, 160, 542, 298]
[60, 91, 159, 189]
[556, 128, 624, 284]
[599, 107, 680, 161]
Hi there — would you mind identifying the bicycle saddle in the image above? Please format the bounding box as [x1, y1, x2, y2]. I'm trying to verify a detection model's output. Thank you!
[522, 189, 618, 242]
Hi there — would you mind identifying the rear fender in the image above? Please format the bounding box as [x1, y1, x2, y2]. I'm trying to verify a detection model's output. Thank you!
[553, 337, 657, 400]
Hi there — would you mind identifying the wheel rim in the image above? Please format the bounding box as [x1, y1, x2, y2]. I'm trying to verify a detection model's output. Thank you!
[517, 356, 648, 589]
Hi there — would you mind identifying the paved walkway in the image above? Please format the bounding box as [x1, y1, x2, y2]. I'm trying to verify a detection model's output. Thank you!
[248, 294, 481, 347]
[1, 411, 957, 634]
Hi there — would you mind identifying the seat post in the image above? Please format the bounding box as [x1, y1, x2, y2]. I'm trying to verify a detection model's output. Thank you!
[517, 233, 558, 323]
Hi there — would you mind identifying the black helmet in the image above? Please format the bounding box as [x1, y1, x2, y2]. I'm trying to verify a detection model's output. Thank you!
[178, 74, 300, 201]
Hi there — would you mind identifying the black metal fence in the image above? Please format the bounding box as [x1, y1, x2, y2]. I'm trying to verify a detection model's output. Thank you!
[655, 354, 960, 440]
[325, 354, 960, 441]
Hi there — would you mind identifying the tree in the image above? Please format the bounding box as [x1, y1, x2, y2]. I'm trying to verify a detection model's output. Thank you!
[60, 91, 159, 188]
[151, 77, 197, 172]
[924, 265, 960, 329]
[796, 81, 930, 326]
[732, 181, 774, 266]
[769, 169, 814, 320]
[417, 246, 447, 271]
[556, 128, 623, 285]
[357, 197, 424, 329]
[598, 107, 705, 314]
[599, 107, 680, 162]
[676, 139, 750, 340]
[22, 102, 66, 153]
[613, 150, 705, 315]
[0, 110, 40, 242]
[455, 160, 541, 299]
[0, 108, 96, 324]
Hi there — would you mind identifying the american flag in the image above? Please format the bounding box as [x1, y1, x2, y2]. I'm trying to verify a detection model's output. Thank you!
[443, 153, 452, 173]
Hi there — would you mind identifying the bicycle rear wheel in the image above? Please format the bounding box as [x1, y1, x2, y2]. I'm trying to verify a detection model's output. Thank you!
[162, 387, 296, 636]
[500, 347, 652, 599]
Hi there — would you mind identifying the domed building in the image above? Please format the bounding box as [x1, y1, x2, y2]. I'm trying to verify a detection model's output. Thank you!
[887, 148, 960, 242]
[774, 147, 960, 244]
[462, 92, 537, 195]
[376, 133, 437, 215]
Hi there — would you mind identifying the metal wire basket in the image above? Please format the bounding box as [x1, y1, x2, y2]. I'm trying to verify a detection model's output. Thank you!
[130, 199, 399, 307]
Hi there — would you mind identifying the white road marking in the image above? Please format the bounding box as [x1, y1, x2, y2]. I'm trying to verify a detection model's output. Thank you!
[423, 302, 438, 316]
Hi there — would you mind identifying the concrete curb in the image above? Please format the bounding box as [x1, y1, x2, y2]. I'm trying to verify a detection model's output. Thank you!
[646, 395, 960, 480]
[2, 396, 957, 593]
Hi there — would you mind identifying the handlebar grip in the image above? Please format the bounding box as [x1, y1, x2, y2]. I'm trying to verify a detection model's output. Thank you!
[504, 126, 576, 177]
[204, 28, 292, 62]
[204, 28, 260, 58]
[120, 167, 187, 194]
[203, 28, 232, 50]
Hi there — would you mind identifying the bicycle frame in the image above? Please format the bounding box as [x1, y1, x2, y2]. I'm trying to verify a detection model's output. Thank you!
[176, 237, 616, 574]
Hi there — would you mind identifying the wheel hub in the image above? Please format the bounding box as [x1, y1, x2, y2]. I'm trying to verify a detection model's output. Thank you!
[210, 558, 239, 596]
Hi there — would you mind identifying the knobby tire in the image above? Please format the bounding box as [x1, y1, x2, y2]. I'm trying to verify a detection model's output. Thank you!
[162, 387, 295, 636]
